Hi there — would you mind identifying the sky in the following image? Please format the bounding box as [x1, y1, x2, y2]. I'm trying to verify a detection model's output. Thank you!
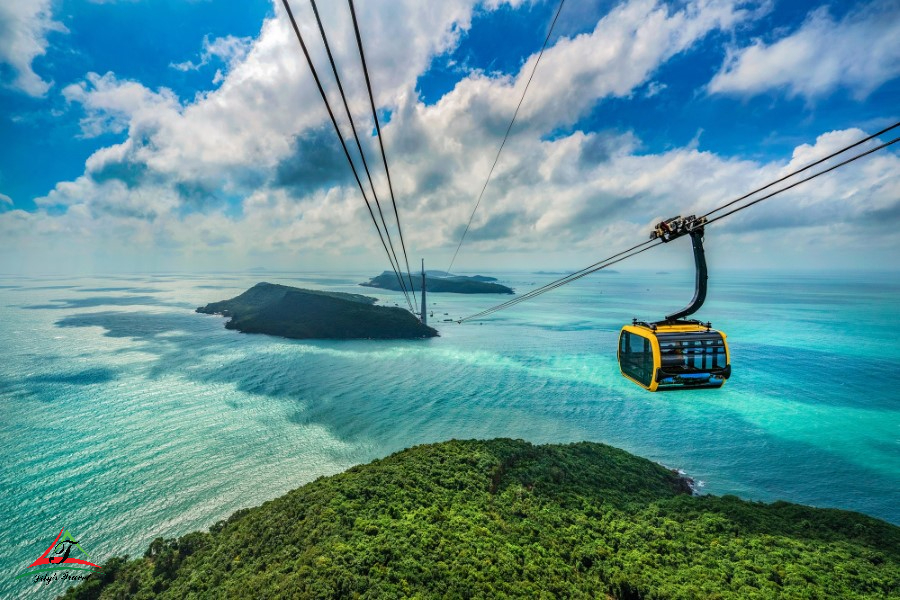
[0, 0, 898, 275]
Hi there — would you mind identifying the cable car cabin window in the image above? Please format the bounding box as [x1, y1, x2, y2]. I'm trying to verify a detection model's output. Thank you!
[657, 333, 726, 372]
[620, 331, 652, 386]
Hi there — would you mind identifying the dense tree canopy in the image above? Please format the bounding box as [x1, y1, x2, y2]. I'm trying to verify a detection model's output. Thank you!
[63, 439, 900, 599]
[361, 272, 514, 294]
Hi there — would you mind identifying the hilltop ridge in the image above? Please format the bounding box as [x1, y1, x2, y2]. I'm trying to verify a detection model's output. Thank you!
[63, 439, 900, 599]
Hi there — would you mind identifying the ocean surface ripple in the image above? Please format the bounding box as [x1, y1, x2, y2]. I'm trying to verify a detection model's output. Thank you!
[1, 270, 898, 598]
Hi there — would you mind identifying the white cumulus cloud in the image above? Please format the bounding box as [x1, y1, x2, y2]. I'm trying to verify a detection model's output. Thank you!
[62, 72, 182, 138]
[708, 1, 900, 100]
[171, 34, 255, 85]
[5, 0, 897, 275]
[0, 0, 67, 96]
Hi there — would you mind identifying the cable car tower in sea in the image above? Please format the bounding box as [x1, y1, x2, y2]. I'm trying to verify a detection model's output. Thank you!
[618, 215, 731, 391]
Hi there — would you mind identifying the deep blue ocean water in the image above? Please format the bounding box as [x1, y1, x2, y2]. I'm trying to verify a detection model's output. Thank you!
[2, 269, 899, 597]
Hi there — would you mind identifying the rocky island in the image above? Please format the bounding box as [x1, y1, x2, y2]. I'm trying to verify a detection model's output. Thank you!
[197, 282, 437, 340]
[362, 271, 514, 294]
[64, 438, 899, 599]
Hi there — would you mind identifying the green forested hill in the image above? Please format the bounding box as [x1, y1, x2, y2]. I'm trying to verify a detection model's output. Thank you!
[63, 439, 900, 599]
[361, 272, 514, 294]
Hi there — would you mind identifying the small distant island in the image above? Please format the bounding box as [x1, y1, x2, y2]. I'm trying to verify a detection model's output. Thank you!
[63, 439, 900, 599]
[196, 282, 437, 340]
[362, 271, 514, 294]
[535, 269, 619, 275]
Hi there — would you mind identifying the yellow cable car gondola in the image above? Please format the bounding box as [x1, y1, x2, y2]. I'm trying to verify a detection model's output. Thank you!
[618, 215, 731, 391]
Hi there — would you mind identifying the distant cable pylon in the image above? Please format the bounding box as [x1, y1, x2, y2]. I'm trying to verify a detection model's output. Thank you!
[447, 0, 567, 274]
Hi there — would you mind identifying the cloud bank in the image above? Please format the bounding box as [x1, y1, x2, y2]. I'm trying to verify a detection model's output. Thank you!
[709, 0, 900, 100]
[2, 0, 898, 275]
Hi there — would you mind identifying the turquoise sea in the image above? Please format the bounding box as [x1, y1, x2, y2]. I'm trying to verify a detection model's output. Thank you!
[1, 269, 899, 597]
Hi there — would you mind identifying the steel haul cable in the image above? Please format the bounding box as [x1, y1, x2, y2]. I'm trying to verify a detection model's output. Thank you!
[447, 0, 567, 274]
[308, 0, 415, 307]
[702, 121, 900, 220]
[458, 239, 657, 322]
[281, 0, 414, 312]
[458, 240, 661, 322]
[457, 127, 900, 323]
[348, 0, 418, 305]
[706, 135, 899, 226]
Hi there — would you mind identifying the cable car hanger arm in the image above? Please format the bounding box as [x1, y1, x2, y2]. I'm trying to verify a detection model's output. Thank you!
[650, 215, 708, 322]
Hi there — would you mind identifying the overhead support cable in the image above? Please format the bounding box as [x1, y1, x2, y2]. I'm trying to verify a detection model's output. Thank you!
[457, 128, 900, 323]
[347, 0, 418, 306]
[702, 120, 900, 220]
[308, 0, 414, 307]
[705, 135, 899, 226]
[281, 0, 413, 312]
[447, 0, 567, 274]
[458, 239, 659, 323]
